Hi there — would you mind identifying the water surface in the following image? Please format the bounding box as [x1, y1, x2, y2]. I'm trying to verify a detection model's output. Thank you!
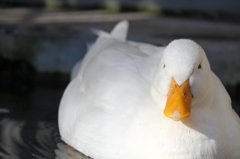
[0, 73, 239, 159]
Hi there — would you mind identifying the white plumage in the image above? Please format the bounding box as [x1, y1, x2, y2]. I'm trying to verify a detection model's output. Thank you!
[58, 20, 240, 159]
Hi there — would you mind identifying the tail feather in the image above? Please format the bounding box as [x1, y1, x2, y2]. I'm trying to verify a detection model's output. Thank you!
[91, 28, 109, 38]
[91, 20, 129, 42]
[110, 20, 129, 42]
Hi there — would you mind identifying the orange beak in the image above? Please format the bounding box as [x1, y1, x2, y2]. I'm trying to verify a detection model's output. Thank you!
[164, 78, 193, 121]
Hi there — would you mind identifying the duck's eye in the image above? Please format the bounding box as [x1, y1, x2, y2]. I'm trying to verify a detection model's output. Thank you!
[198, 64, 202, 69]
[163, 64, 166, 68]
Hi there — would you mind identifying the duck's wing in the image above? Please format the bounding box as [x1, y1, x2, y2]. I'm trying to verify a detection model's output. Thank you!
[59, 42, 153, 158]
[59, 21, 164, 158]
[73, 20, 129, 80]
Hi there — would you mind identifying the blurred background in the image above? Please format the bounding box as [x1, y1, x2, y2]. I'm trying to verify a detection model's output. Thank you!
[0, 0, 240, 158]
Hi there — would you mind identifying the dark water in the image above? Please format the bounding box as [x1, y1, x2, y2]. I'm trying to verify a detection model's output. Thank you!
[0, 74, 90, 159]
[0, 72, 240, 159]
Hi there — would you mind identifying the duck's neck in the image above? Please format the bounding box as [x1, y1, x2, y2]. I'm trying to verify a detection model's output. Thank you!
[192, 73, 215, 110]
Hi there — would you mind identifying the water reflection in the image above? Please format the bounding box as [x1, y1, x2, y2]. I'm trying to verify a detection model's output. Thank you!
[55, 143, 90, 159]
[0, 116, 89, 159]
[0, 118, 58, 159]
[0, 76, 66, 159]
[0, 74, 91, 159]
[0, 109, 9, 113]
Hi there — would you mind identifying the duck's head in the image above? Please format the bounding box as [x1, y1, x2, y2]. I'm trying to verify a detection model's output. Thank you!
[151, 39, 212, 121]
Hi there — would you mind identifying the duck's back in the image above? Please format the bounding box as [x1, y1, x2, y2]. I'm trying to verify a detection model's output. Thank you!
[58, 21, 163, 159]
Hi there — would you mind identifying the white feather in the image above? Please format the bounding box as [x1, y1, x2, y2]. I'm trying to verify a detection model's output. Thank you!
[91, 20, 128, 42]
[59, 21, 240, 159]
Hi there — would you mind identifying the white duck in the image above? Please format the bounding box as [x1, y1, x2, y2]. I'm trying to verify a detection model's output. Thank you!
[58, 20, 240, 159]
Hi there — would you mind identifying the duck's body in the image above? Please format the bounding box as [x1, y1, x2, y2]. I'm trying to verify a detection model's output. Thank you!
[58, 21, 240, 159]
